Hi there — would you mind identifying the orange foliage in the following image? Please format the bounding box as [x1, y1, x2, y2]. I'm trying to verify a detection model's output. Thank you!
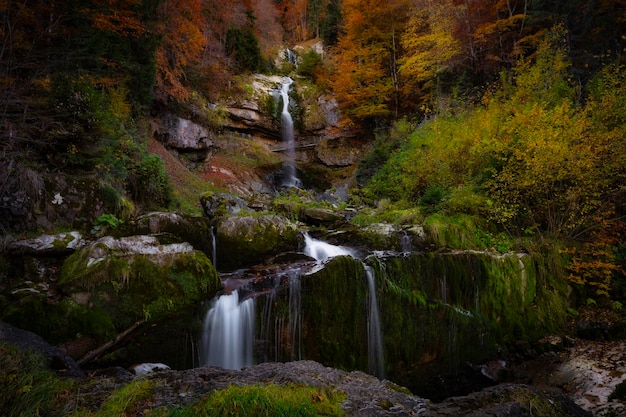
[279, 0, 311, 42]
[330, 0, 409, 124]
[155, 0, 206, 102]
[86, 0, 145, 37]
[564, 222, 626, 297]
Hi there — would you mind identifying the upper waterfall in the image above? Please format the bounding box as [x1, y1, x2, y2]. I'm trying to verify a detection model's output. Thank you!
[280, 77, 300, 188]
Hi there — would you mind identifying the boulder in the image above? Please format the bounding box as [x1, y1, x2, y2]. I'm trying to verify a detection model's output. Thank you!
[200, 192, 250, 219]
[133, 212, 214, 256]
[7, 232, 86, 255]
[157, 115, 213, 152]
[300, 207, 345, 226]
[423, 382, 591, 417]
[0, 321, 85, 378]
[58, 235, 220, 338]
[215, 215, 298, 271]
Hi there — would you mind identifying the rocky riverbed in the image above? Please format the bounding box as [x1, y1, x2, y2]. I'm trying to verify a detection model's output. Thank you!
[3, 320, 626, 416]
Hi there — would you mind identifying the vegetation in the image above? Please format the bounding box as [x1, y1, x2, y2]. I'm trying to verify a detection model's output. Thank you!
[170, 384, 345, 417]
[0, 342, 74, 417]
[357, 28, 626, 303]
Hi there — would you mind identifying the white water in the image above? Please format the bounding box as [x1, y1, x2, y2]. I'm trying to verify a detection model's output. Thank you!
[200, 291, 255, 370]
[210, 226, 217, 269]
[365, 266, 385, 378]
[303, 232, 353, 261]
[280, 77, 300, 188]
[288, 271, 302, 360]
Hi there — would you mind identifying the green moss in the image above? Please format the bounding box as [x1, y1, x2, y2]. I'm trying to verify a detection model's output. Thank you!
[216, 216, 298, 270]
[171, 384, 345, 417]
[300, 256, 368, 371]
[58, 244, 220, 338]
[360, 250, 569, 393]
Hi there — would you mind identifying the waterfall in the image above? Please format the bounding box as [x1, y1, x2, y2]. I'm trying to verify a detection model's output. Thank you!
[280, 77, 300, 188]
[365, 266, 385, 378]
[288, 271, 302, 360]
[400, 231, 412, 253]
[210, 226, 217, 269]
[200, 291, 255, 370]
[303, 233, 384, 377]
[285, 48, 298, 67]
[303, 232, 353, 261]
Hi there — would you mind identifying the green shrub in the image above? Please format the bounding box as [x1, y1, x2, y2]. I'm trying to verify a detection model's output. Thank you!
[297, 49, 322, 79]
[127, 155, 173, 210]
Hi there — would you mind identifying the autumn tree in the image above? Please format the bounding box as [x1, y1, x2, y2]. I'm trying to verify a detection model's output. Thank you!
[155, 0, 206, 102]
[399, 0, 462, 109]
[483, 29, 604, 239]
[330, 0, 409, 125]
[279, 0, 309, 42]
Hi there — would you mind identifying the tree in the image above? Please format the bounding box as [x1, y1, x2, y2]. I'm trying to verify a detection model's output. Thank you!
[399, 0, 462, 106]
[330, 0, 409, 125]
[483, 30, 603, 238]
[155, 0, 206, 102]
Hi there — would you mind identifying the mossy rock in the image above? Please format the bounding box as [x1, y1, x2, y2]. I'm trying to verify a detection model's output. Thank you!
[132, 212, 214, 256]
[58, 235, 220, 336]
[298, 256, 369, 371]
[215, 215, 298, 271]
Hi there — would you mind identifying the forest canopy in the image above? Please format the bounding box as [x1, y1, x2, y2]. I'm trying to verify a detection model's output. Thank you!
[0, 0, 625, 300]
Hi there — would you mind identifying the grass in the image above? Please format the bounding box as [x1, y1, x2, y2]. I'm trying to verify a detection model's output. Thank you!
[0, 342, 75, 417]
[168, 384, 346, 417]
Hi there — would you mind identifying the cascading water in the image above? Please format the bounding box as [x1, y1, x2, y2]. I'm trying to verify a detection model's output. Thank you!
[210, 226, 217, 269]
[303, 233, 384, 376]
[200, 291, 255, 370]
[303, 232, 353, 261]
[365, 265, 385, 378]
[288, 270, 302, 360]
[279, 77, 300, 188]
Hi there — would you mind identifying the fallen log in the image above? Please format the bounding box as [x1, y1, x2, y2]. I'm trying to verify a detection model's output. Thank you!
[77, 320, 146, 366]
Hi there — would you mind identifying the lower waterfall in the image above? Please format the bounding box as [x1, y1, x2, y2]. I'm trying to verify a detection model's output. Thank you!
[200, 233, 384, 377]
[200, 291, 255, 370]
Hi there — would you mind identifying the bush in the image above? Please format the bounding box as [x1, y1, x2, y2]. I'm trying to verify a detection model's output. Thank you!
[126, 155, 173, 210]
[297, 49, 322, 79]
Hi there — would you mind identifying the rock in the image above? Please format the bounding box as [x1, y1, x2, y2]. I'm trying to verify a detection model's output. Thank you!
[133, 212, 214, 256]
[58, 234, 220, 341]
[215, 215, 298, 271]
[1, 172, 105, 232]
[0, 321, 85, 378]
[300, 207, 345, 226]
[423, 382, 592, 417]
[316, 137, 365, 167]
[7, 231, 86, 255]
[200, 192, 250, 219]
[157, 115, 213, 152]
[130, 362, 170, 376]
[67, 360, 594, 416]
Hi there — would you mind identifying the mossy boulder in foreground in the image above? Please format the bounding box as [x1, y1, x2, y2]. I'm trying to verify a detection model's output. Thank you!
[58, 235, 220, 340]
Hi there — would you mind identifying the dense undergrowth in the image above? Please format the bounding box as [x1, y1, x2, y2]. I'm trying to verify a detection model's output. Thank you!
[355, 31, 626, 305]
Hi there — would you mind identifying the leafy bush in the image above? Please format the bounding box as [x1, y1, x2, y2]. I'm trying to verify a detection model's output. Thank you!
[297, 49, 322, 79]
[126, 155, 173, 210]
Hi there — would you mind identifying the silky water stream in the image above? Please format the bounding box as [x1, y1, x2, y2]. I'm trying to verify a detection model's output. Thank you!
[199, 233, 385, 377]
